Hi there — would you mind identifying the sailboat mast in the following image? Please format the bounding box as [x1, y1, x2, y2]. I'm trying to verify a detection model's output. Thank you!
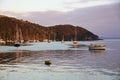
[75, 27, 77, 41]
[19, 27, 23, 41]
[16, 24, 23, 42]
[16, 24, 19, 41]
[47, 27, 51, 43]
[61, 34, 64, 43]
[62, 35, 64, 41]
[48, 28, 50, 40]
[73, 26, 78, 45]
[14, 24, 21, 47]
[53, 28, 56, 41]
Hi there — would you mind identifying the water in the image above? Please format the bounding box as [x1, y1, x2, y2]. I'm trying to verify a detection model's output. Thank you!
[0, 40, 120, 80]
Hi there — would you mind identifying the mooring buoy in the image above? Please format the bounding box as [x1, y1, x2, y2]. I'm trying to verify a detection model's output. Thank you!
[44, 59, 51, 66]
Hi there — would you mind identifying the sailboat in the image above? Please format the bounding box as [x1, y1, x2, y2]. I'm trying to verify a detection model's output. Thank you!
[61, 35, 64, 43]
[14, 24, 23, 47]
[53, 28, 56, 42]
[14, 41, 20, 47]
[48, 34, 51, 43]
[73, 27, 78, 45]
[47, 27, 51, 43]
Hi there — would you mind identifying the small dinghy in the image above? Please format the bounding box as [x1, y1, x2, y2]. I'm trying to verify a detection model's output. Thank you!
[45, 59, 51, 66]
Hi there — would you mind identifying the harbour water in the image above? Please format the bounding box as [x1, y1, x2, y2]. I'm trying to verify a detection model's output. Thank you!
[0, 39, 120, 80]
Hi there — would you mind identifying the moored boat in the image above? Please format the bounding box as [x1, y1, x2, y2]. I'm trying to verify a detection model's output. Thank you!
[14, 42, 20, 47]
[14, 24, 23, 47]
[44, 59, 51, 66]
[73, 41, 78, 45]
[89, 44, 106, 50]
[73, 27, 78, 45]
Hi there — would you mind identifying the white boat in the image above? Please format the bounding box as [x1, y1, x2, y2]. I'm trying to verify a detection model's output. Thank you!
[73, 41, 78, 45]
[89, 44, 106, 50]
[48, 40, 51, 43]
[73, 27, 78, 45]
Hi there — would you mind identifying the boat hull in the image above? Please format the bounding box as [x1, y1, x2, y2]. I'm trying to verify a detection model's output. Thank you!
[89, 44, 106, 50]
[14, 43, 20, 47]
[89, 46, 105, 50]
[73, 41, 78, 45]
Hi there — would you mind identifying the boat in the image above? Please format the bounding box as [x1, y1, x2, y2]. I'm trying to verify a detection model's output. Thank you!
[44, 59, 51, 66]
[89, 44, 106, 50]
[14, 24, 23, 47]
[48, 34, 51, 43]
[48, 40, 51, 43]
[73, 41, 78, 45]
[47, 27, 51, 43]
[73, 27, 78, 45]
[61, 35, 64, 43]
[14, 41, 20, 47]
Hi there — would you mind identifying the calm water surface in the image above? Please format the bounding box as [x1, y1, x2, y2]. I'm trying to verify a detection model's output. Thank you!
[0, 39, 120, 80]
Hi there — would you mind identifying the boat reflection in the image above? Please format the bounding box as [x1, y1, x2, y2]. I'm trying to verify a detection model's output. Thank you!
[15, 50, 22, 63]
[0, 52, 15, 64]
[73, 44, 78, 48]
[90, 50, 106, 55]
[68, 44, 87, 49]
[0, 51, 31, 64]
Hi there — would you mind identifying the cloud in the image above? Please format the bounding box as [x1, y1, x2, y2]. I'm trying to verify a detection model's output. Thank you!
[0, 3, 120, 38]
[0, 0, 120, 12]
[64, 0, 120, 10]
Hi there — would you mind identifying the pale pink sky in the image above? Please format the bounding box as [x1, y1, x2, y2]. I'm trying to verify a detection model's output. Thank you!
[0, 0, 120, 38]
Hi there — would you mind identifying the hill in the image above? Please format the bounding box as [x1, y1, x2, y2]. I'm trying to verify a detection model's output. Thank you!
[0, 15, 99, 42]
[48, 25, 99, 41]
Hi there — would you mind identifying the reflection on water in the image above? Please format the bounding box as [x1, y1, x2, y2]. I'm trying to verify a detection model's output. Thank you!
[0, 51, 27, 64]
[89, 50, 106, 55]
[0, 40, 120, 80]
[15, 50, 22, 63]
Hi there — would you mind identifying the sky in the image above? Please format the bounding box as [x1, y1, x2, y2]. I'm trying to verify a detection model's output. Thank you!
[0, 0, 120, 12]
[0, 0, 120, 38]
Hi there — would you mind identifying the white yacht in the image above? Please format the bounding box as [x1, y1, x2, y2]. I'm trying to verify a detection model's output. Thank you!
[89, 44, 106, 50]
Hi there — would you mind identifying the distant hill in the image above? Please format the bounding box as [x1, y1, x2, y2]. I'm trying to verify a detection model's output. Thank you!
[0, 15, 99, 42]
[49, 25, 99, 41]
